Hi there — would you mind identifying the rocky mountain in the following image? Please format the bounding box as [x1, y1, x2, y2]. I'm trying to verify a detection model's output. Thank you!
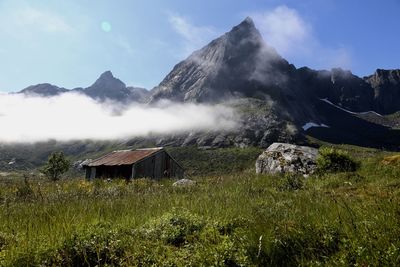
[147, 17, 400, 149]
[150, 17, 296, 104]
[11, 17, 400, 151]
[150, 18, 400, 117]
[18, 71, 150, 103]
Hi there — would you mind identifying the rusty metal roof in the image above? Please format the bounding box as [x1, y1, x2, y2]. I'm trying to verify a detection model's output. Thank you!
[85, 148, 164, 167]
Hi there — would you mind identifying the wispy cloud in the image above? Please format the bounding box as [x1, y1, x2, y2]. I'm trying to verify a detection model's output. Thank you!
[15, 6, 74, 33]
[0, 93, 237, 143]
[0, 3, 74, 38]
[168, 13, 219, 57]
[252, 5, 352, 70]
[115, 36, 135, 56]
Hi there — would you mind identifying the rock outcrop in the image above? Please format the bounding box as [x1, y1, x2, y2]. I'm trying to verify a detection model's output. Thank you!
[364, 69, 400, 114]
[256, 143, 318, 176]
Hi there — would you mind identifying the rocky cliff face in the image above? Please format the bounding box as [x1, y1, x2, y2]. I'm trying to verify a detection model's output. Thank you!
[365, 69, 400, 114]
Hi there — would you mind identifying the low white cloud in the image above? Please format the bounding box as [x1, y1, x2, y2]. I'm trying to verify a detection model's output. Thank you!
[168, 13, 218, 56]
[0, 93, 237, 143]
[252, 5, 352, 70]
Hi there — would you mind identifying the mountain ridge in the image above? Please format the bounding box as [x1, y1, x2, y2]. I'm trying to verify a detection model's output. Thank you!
[18, 71, 150, 103]
[11, 17, 400, 149]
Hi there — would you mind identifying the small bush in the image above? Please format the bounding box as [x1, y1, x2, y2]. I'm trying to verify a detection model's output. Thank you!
[317, 147, 359, 173]
[264, 223, 342, 266]
[142, 209, 205, 246]
[42, 152, 70, 181]
[40, 222, 129, 267]
[14, 176, 34, 200]
[278, 174, 304, 191]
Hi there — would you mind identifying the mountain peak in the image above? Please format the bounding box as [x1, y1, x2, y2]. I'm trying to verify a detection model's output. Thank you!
[99, 71, 114, 79]
[242, 16, 255, 27]
[231, 16, 257, 33]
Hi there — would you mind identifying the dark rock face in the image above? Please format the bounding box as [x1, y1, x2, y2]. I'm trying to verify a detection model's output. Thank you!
[296, 67, 375, 112]
[19, 83, 69, 97]
[365, 69, 400, 114]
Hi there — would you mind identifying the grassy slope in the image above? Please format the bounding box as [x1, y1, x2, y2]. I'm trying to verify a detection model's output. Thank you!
[0, 146, 399, 266]
[167, 146, 263, 177]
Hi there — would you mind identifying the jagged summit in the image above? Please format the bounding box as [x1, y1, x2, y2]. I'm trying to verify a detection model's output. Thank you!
[243, 16, 255, 25]
[90, 71, 125, 89]
[150, 17, 290, 103]
[98, 70, 114, 79]
[232, 16, 257, 33]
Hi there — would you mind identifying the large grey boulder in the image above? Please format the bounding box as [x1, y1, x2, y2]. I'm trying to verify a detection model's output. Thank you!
[256, 143, 318, 176]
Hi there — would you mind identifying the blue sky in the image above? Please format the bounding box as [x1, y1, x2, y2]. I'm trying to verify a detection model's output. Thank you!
[0, 0, 399, 92]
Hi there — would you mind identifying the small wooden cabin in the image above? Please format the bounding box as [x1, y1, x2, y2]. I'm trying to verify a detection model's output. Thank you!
[83, 147, 184, 180]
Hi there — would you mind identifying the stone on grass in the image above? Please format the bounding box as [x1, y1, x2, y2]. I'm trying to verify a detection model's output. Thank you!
[173, 179, 197, 187]
[256, 143, 318, 176]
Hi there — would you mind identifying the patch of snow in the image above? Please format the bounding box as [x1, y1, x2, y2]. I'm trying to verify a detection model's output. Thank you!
[320, 98, 382, 117]
[302, 122, 330, 131]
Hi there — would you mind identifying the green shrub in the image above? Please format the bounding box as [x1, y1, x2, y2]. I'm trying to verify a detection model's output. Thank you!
[264, 223, 342, 266]
[141, 209, 205, 246]
[14, 176, 34, 200]
[278, 174, 304, 191]
[317, 147, 359, 173]
[42, 152, 70, 181]
[40, 222, 129, 267]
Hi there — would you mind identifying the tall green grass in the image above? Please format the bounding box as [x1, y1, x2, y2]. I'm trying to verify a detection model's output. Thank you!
[0, 146, 399, 266]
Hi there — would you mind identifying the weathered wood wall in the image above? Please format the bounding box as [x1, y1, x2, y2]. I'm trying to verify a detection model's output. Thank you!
[85, 150, 184, 180]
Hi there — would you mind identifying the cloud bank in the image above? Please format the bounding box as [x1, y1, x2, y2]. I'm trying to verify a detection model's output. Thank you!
[0, 93, 237, 143]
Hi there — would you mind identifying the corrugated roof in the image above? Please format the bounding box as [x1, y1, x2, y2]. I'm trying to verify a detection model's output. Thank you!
[85, 148, 164, 167]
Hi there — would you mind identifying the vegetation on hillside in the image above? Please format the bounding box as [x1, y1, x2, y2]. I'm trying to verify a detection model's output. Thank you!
[42, 152, 71, 181]
[0, 145, 399, 266]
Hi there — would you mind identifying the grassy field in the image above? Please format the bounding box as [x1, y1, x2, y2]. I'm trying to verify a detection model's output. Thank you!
[0, 146, 399, 266]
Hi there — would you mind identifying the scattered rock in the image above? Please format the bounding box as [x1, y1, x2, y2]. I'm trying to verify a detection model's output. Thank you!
[256, 143, 318, 176]
[173, 179, 197, 187]
[73, 159, 92, 170]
